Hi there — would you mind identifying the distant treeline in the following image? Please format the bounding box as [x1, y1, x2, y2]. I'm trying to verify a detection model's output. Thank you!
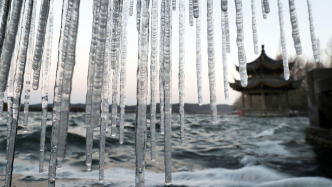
[1, 103, 233, 114]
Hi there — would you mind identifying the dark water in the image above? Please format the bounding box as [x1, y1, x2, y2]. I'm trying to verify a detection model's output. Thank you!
[0, 112, 332, 186]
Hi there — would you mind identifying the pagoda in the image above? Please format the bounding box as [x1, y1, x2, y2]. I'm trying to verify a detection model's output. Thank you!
[230, 45, 302, 116]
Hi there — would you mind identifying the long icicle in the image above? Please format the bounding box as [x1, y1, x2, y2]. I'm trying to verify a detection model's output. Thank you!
[221, 11, 229, 99]
[221, 0, 227, 12]
[48, 0, 71, 184]
[189, 0, 194, 26]
[207, 0, 217, 123]
[263, 0, 270, 14]
[135, 0, 150, 186]
[150, 0, 158, 160]
[225, 11, 230, 53]
[193, 0, 199, 18]
[235, 0, 248, 87]
[23, 0, 37, 132]
[195, 0, 202, 106]
[39, 0, 54, 174]
[172, 0, 176, 11]
[32, 0, 51, 90]
[129, 0, 134, 16]
[251, 0, 258, 54]
[159, 0, 165, 135]
[0, 0, 11, 57]
[85, 0, 100, 172]
[261, 0, 267, 19]
[6, 0, 33, 185]
[98, 0, 109, 182]
[278, 0, 290, 80]
[120, 0, 130, 144]
[307, 0, 319, 62]
[0, 0, 23, 100]
[111, 0, 123, 137]
[164, 0, 172, 184]
[179, 0, 185, 142]
[288, 0, 302, 55]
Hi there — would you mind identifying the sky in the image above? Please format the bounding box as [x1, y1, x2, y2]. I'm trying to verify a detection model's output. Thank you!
[25, 0, 332, 106]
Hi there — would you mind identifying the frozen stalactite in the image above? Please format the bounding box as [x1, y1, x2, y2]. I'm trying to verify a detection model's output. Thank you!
[0, 92, 3, 119]
[261, 0, 267, 19]
[221, 11, 229, 99]
[235, 0, 248, 87]
[179, 0, 185, 142]
[193, 0, 199, 18]
[129, 0, 134, 16]
[32, 0, 51, 90]
[5, 0, 33, 185]
[150, 0, 158, 160]
[195, 6, 202, 106]
[288, 0, 302, 55]
[172, 0, 176, 11]
[98, 0, 109, 182]
[47, 0, 71, 185]
[135, 0, 150, 186]
[136, 0, 141, 31]
[225, 11, 230, 53]
[207, 0, 217, 123]
[0, 0, 11, 57]
[263, 0, 270, 14]
[23, 0, 37, 132]
[0, 0, 23, 97]
[85, 0, 100, 172]
[278, 0, 289, 80]
[111, 0, 123, 137]
[221, 0, 227, 12]
[163, 0, 173, 184]
[307, 0, 319, 62]
[159, 0, 165, 135]
[189, 0, 194, 26]
[39, 0, 53, 174]
[120, 0, 129, 144]
[251, 0, 258, 55]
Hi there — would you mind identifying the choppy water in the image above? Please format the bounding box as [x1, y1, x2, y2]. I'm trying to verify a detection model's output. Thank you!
[0, 112, 332, 186]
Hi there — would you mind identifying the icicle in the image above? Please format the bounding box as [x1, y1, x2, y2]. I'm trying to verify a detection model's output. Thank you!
[261, 0, 267, 19]
[39, 0, 53, 174]
[189, 0, 193, 26]
[179, 0, 185, 142]
[307, 0, 319, 62]
[251, 0, 258, 55]
[195, 4, 202, 106]
[235, 0, 248, 87]
[135, 0, 150, 186]
[225, 11, 230, 53]
[0, 0, 23, 96]
[172, 0, 176, 11]
[207, 0, 217, 123]
[278, 0, 289, 80]
[6, 0, 33, 185]
[111, 0, 123, 137]
[23, 0, 37, 132]
[193, 0, 199, 18]
[119, 0, 129, 144]
[136, 0, 141, 31]
[221, 11, 229, 99]
[263, 0, 270, 14]
[0, 92, 4, 119]
[98, 0, 109, 182]
[288, 0, 302, 55]
[85, 0, 100, 172]
[150, 0, 158, 160]
[159, 0, 165, 135]
[0, 0, 11, 57]
[32, 0, 52, 90]
[221, 0, 227, 12]
[129, 0, 134, 16]
[48, 0, 70, 185]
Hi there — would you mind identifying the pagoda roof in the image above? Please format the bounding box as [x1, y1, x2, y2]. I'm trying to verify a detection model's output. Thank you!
[235, 45, 295, 73]
[229, 77, 303, 92]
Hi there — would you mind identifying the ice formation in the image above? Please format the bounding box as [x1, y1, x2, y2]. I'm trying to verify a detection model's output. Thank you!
[0, 0, 320, 186]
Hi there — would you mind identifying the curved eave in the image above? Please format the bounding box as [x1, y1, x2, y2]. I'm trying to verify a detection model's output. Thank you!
[229, 78, 303, 91]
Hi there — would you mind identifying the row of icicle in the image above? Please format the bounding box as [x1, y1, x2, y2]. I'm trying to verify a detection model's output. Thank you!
[0, 0, 319, 186]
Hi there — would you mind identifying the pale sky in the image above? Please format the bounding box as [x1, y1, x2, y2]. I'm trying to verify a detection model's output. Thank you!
[26, 0, 332, 105]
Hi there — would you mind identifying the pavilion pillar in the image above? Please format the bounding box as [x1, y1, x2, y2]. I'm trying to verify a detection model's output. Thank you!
[249, 95, 252, 108]
[261, 92, 266, 110]
[278, 92, 282, 110]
